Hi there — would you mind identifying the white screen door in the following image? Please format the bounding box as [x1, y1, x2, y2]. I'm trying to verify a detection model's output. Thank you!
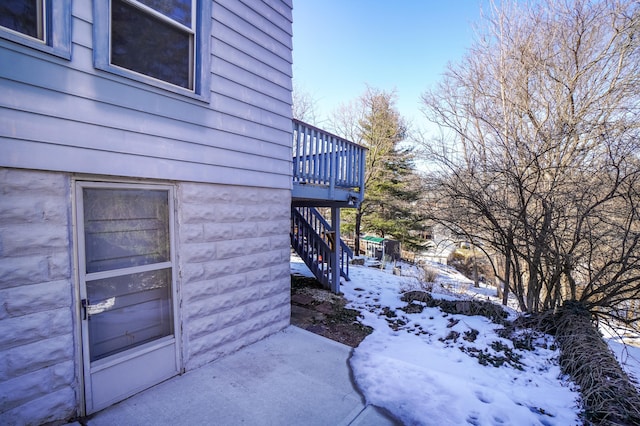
[76, 182, 180, 414]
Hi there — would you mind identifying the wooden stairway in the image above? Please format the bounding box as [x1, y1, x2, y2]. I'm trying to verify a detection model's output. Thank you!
[291, 206, 352, 292]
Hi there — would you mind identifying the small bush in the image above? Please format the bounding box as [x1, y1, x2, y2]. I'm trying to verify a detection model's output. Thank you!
[447, 250, 494, 283]
[423, 266, 439, 283]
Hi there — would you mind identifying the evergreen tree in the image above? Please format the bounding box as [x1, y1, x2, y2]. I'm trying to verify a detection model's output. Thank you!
[363, 146, 424, 248]
[331, 87, 423, 253]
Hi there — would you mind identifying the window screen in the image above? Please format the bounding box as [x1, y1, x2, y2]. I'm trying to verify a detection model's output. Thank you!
[83, 188, 170, 273]
[80, 185, 174, 362]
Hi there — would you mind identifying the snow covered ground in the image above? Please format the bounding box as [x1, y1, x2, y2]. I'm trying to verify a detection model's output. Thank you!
[291, 256, 640, 426]
[602, 325, 640, 390]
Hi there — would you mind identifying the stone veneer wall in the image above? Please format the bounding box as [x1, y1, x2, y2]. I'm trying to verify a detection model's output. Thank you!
[0, 168, 292, 425]
[178, 182, 291, 370]
[0, 168, 77, 425]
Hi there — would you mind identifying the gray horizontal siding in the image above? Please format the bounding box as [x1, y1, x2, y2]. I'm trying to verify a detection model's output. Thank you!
[0, 0, 294, 189]
[238, 0, 293, 37]
[215, 1, 292, 65]
[0, 49, 291, 166]
[212, 35, 291, 94]
[1, 106, 291, 175]
[1, 137, 291, 189]
[212, 57, 291, 108]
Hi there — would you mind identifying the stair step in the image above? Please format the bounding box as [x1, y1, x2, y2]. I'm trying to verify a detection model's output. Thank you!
[291, 206, 352, 292]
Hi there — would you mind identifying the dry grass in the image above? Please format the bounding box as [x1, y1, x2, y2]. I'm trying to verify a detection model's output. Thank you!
[546, 302, 640, 425]
[423, 266, 439, 284]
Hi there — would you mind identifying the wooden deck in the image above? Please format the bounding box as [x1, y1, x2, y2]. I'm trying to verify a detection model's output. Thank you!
[292, 119, 366, 207]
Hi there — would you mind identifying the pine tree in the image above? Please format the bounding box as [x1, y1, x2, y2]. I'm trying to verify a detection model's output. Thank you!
[331, 87, 423, 253]
[363, 146, 423, 248]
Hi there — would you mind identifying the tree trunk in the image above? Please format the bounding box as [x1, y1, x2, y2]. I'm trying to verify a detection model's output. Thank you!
[354, 206, 363, 255]
[473, 254, 479, 287]
[502, 250, 511, 306]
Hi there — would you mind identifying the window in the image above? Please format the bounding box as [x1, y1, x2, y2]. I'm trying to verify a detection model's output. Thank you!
[0, 0, 44, 40]
[94, 0, 211, 98]
[77, 183, 177, 362]
[0, 0, 72, 59]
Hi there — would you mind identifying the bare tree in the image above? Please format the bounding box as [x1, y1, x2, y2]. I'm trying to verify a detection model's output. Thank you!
[292, 82, 320, 125]
[420, 0, 640, 321]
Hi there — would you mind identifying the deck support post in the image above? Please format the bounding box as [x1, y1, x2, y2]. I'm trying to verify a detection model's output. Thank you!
[330, 207, 340, 293]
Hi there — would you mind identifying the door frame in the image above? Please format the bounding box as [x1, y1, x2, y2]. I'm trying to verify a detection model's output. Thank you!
[73, 178, 182, 415]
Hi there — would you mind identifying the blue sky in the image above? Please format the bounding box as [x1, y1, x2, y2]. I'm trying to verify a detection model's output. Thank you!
[291, 1, 486, 126]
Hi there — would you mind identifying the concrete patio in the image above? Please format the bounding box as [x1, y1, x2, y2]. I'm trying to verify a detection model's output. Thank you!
[82, 326, 398, 426]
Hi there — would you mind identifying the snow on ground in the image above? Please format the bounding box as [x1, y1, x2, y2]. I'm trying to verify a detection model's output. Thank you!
[342, 262, 581, 426]
[601, 323, 640, 391]
[291, 255, 640, 425]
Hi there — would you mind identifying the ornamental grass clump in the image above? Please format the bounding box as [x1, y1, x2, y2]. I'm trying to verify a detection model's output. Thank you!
[551, 301, 640, 426]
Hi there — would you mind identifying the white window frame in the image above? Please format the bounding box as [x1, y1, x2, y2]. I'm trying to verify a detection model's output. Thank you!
[0, 0, 72, 59]
[93, 0, 211, 101]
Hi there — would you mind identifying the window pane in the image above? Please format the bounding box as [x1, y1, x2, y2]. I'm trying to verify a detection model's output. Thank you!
[87, 268, 173, 361]
[83, 188, 170, 273]
[137, 0, 192, 27]
[111, 0, 193, 89]
[0, 0, 43, 39]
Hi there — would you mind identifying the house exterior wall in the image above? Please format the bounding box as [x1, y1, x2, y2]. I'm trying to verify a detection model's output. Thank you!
[0, 0, 294, 423]
[0, 169, 76, 425]
[178, 182, 291, 370]
[0, 168, 292, 424]
[0, 0, 293, 189]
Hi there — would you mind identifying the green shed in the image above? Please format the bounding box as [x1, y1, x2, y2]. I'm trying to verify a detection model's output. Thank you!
[361, 236, 401, 261]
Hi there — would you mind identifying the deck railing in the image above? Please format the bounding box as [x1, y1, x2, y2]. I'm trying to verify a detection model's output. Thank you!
[291, 207, 352, 290]
[292, 119, 366, 199]
[295, 206, 352, 279]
